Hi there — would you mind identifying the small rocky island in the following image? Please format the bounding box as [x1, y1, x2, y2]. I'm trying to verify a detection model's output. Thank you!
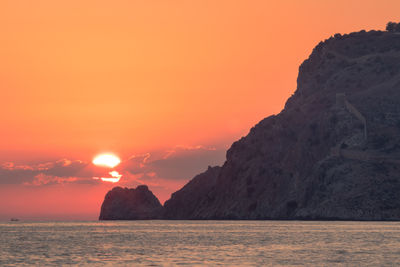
[100, 24, 400, 221]
[99, 185, 163, 220]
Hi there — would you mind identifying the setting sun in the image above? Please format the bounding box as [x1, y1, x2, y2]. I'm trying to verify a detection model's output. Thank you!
[92, 154, 121, 168]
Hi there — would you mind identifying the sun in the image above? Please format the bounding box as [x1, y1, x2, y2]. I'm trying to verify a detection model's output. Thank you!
[92, 154, 121, 168]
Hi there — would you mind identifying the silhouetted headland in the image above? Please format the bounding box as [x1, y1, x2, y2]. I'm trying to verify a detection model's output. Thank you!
[100, 24, 400, 221]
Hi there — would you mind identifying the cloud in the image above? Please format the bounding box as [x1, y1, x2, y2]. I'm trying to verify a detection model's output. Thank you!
[28, 174, 79, 186]
[0, 145, 226, 187]
[0, 166, 40, 184]
[120, 153, 151, 173]
[0, 159, 101, 185]
[122, 145, 226, 180]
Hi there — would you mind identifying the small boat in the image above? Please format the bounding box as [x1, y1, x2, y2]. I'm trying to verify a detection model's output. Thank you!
[10, 218, 19, 221]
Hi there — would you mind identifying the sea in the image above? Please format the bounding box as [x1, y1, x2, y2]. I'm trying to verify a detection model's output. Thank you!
[0, 220, 399, 266]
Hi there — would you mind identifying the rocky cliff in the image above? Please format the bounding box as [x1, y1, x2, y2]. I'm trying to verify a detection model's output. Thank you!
[99, 185, 163, 220]
[164, 166, 221, 219]
[100, 28, 400, 220]
[163, 29, 400, 220]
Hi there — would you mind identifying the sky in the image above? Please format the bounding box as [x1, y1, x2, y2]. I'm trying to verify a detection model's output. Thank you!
[1, 0, 399, 220]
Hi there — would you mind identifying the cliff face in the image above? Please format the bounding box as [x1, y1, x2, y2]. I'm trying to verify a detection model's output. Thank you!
[163, 30, 400, 220]
[99, 29, 400, 220]
[99, 185, 163, 220]
[164, 166, 221, 219]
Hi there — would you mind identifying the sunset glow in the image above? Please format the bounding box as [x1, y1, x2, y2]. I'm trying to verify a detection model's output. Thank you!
[1, 0, 400, 221]
[92, 154, 121, 168]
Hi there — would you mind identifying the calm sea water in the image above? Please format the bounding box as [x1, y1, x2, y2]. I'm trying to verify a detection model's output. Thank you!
[1, 220, 400, 266]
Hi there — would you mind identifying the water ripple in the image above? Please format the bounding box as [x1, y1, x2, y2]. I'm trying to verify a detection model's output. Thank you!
[0, 220, 399, 266]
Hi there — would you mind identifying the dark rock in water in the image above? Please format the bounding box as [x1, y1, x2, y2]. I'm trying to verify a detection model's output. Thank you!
[99, 185, 163, 220]
[163, 29, 400, 220]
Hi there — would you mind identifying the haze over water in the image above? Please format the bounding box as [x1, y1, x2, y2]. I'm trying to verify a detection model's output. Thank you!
[1, 220, 399, 266]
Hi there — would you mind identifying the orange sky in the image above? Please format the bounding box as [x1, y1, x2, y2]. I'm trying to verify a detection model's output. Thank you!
[1, 0, 399, 220]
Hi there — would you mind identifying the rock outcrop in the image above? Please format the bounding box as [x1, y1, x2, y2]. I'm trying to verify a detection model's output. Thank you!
[164, 166, 221, 219]
[99, 185, 163, 220]
[100, 28, 400, 220]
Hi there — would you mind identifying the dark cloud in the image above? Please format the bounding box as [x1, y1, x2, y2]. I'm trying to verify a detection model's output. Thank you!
[122, 145, 226, 180]
[0, 159, 101, 185]
[0, 167, 40, 184]
[44, 159, 87, 177]
[0, 145, 227, 186]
